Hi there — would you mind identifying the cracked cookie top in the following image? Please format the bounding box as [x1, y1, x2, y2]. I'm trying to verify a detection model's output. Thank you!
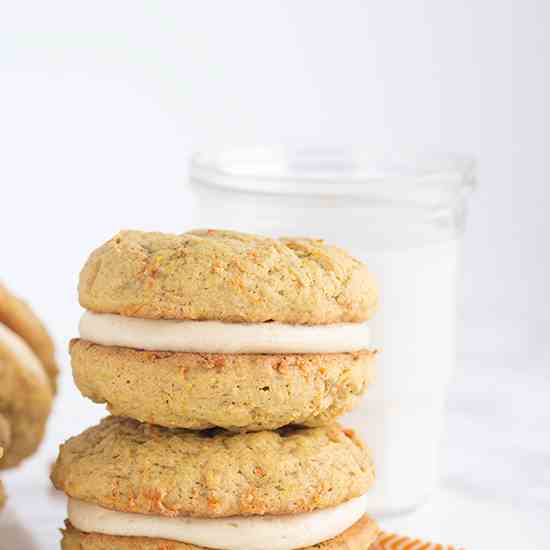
[79, 229, 378, 325]
[51, 416, 374, 518]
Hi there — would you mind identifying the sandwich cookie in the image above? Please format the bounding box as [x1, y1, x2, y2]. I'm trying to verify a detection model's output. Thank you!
[73, 229, 378, 431]
[52, 416, 379, 550]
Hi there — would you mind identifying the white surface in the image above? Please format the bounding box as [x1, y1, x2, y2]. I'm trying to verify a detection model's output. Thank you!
[80, 312, 372, 354]
[0, 2, 548, 549]
[380, 485, 549, 549]
[68, 495, 367, 550]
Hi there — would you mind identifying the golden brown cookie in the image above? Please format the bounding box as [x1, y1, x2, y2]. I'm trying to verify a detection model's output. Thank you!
[52, 417, 374, 518]
[70, 339, 376, 431]
[0, 448, 5, 508]
[79, 229, 378, 324]
[0, 282, 58, 391]
[60, 514, 380, 550]
[0, 324, 53, 469]
[0, 414, 10, 450]
[0, 415, 9, 506]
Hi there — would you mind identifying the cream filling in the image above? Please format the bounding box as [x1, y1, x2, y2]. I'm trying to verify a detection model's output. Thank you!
[79, 312, 370, 353]
[0, 322, 48, 385]
[68, 495, 367, 550]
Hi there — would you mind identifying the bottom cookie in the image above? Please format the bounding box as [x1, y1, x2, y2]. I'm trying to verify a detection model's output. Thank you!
[61, 513, 380, 550]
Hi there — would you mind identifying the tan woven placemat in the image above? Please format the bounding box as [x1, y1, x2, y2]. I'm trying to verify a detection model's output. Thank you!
[371, 531, 465, 550]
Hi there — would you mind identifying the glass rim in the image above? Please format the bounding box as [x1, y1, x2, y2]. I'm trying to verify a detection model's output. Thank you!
[190, 147, 477, 205]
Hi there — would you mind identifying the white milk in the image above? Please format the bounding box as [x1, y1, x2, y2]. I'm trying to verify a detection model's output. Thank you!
[189, 147, 475, 516]
[343, 239, 460, 514]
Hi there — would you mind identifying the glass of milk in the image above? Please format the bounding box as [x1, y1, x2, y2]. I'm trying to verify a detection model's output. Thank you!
[189, 147, 476, 516]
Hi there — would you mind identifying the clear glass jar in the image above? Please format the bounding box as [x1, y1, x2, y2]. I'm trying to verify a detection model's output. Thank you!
[189, 147, 476, 516]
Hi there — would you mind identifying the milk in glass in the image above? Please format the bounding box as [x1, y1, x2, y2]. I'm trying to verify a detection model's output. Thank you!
[190, 148, 475, 515]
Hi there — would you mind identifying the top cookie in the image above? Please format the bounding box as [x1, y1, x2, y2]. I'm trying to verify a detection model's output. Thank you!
[79, 229, 378, 325]
[0, 282, 58, 391]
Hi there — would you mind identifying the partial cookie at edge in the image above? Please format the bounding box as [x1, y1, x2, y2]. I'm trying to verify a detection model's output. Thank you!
[0, 415, 9, 506]
[0, 338, 53, 469]
[0, 414, 10, 450]
[70, 339, 376, 431]
[0, 447, 5, 508]
[0, 282, 58, 391]
[79, 229, 378, 324]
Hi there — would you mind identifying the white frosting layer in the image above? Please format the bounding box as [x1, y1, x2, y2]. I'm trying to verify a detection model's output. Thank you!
[68, 495, 367, 550]
[0, 322, 48, 385]
[79, 312, 370, 354]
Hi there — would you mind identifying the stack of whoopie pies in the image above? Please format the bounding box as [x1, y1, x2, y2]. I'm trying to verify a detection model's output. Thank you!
[52, 229, 380, 550]
[0, 283, 57, 506]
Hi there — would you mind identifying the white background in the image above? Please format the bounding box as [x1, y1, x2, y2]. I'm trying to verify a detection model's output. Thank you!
[0, 1, 548, 548]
